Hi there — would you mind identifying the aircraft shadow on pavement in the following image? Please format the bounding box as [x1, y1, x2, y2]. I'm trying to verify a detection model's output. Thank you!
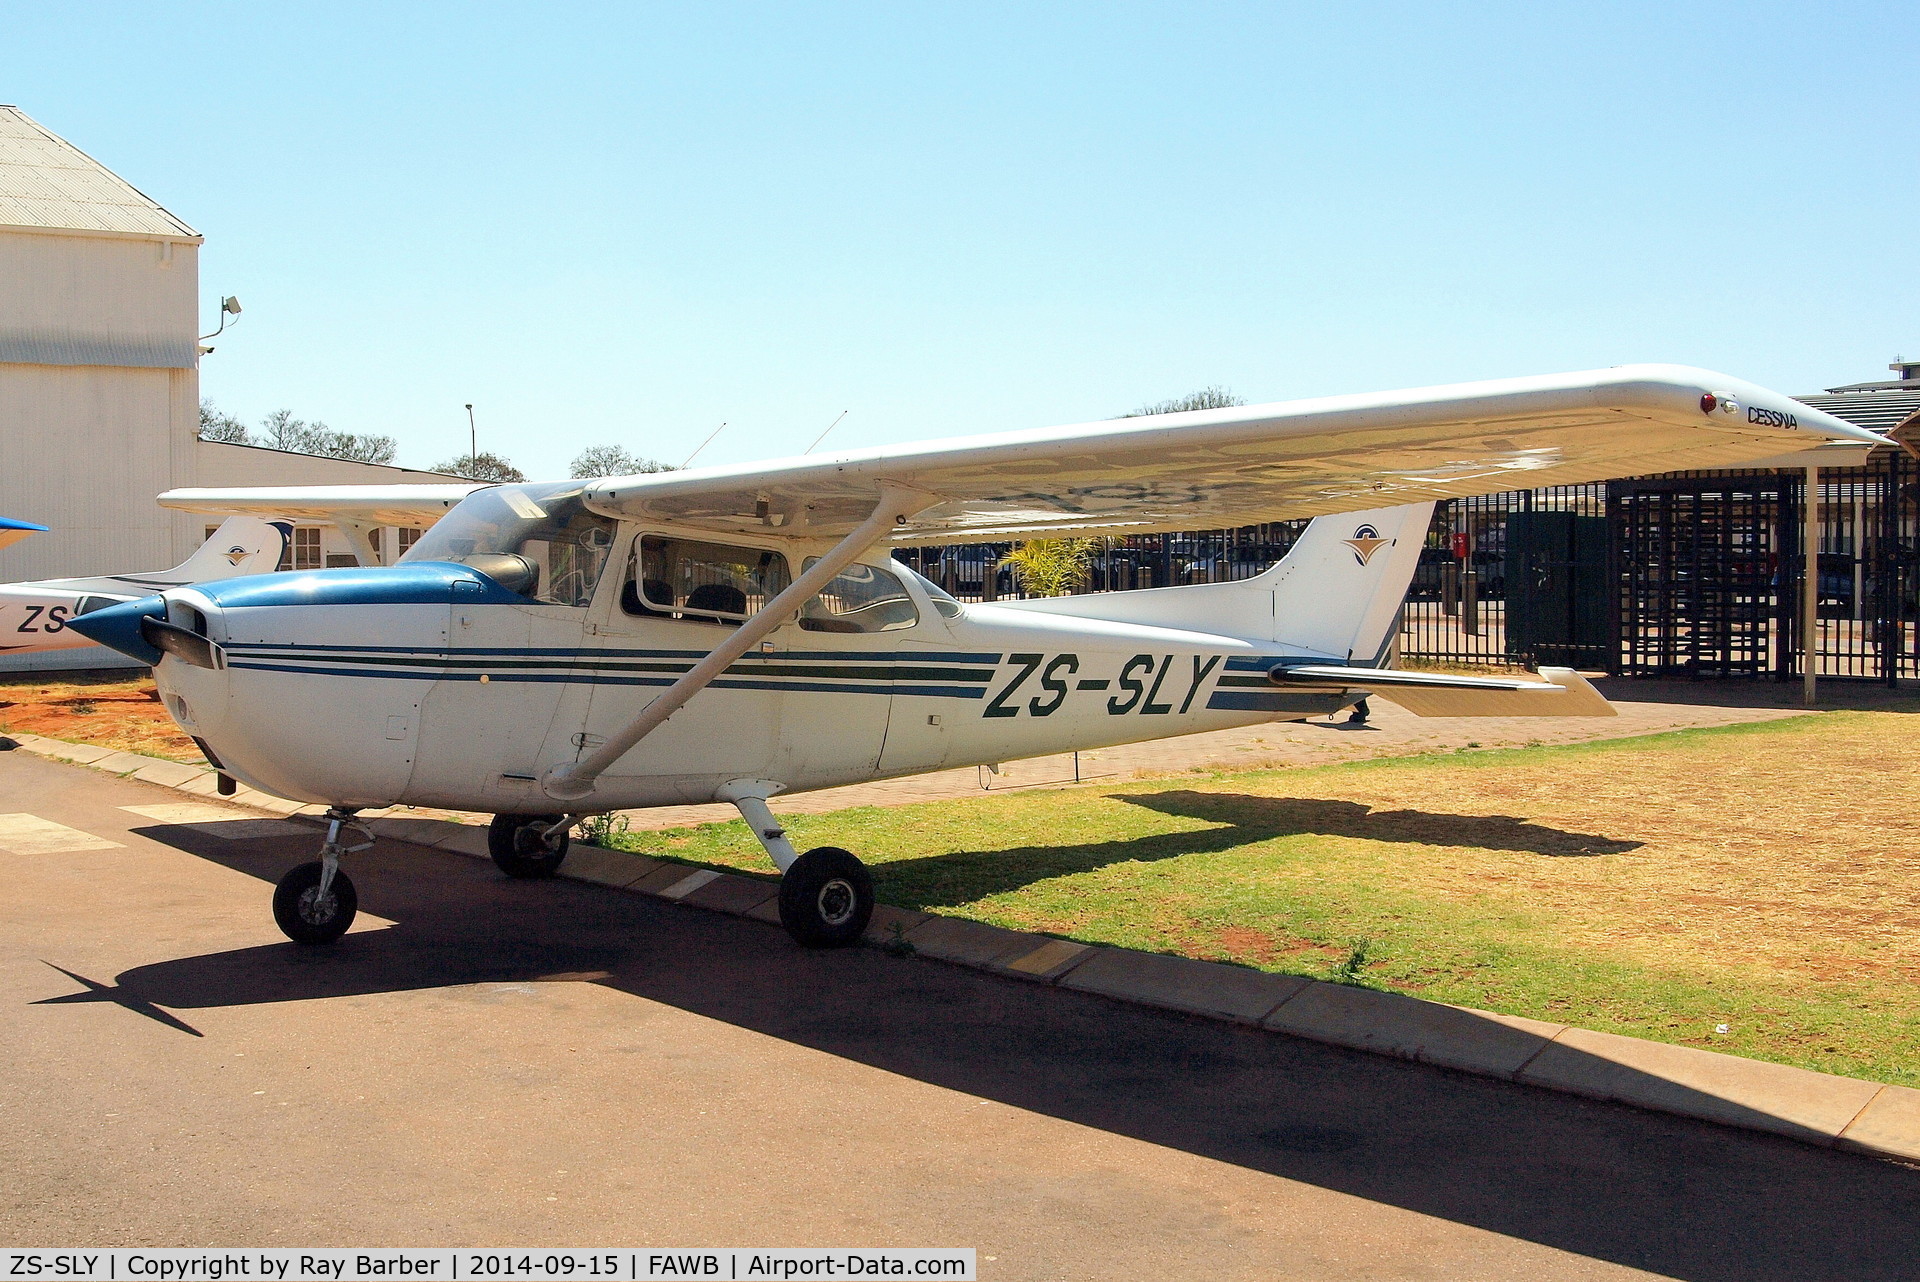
[39, 822, 1920, 1282]
[869, 788, 1638, 911]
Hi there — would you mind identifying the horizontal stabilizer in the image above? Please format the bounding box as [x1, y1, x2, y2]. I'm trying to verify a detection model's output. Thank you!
[1275, 665, 1616, 717]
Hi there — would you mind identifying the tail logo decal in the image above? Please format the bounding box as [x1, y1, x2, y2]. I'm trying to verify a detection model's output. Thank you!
[1342, 524, 1390, 566]
[223, 545, 251, 566]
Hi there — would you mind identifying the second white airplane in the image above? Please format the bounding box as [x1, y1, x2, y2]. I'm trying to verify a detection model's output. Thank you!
[0, 516, 289, 659]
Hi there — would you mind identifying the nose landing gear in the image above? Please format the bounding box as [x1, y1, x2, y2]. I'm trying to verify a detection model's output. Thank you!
[272, 807, 372, 944]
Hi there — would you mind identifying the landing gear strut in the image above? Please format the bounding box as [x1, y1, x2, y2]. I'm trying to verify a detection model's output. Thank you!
[272, 807, 371, 944]
[488, 813, 574, 879]
[717, 780, 874, 949]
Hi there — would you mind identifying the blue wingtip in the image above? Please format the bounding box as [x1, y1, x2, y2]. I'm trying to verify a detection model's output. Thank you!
[66, 596, 166, 665]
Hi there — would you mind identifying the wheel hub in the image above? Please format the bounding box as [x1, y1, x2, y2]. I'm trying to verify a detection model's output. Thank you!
[817, 878, 856, 927]
[297, 886, 338, 925]
[516, 818, 564, 854]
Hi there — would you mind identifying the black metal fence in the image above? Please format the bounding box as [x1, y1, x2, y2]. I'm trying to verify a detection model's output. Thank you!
[893, 522, 1312, 601]
[900, 449, 1920, 683]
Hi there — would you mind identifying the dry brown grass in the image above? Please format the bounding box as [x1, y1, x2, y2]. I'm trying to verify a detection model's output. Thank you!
[0, 675, 202, 761]
[1270, 712, 1920, 986]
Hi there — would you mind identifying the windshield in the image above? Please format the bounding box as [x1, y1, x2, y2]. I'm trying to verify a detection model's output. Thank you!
[400, 482, 617, 607]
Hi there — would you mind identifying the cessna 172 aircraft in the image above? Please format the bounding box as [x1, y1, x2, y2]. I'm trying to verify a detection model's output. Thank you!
[72, 365, 1882, 949]
[0, 516, 289, 659]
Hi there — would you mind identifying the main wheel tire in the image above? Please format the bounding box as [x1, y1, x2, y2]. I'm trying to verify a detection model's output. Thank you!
[778, 846, 873, 948]
[489, 813, 571, 879]
[272, 861, 358, 945]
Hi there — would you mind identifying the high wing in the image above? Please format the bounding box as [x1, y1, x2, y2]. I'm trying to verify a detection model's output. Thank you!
[155, 484, 487, 528]
[578, 365, 1883, 544]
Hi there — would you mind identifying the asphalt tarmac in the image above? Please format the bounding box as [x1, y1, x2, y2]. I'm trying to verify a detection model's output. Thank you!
[3, 750, 1917, 1281]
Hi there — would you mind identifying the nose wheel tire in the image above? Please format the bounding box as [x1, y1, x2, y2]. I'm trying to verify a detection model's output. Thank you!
[778, 846, 873, 948]
[489, 813, 571, 879]
[272, 861, 358, 944]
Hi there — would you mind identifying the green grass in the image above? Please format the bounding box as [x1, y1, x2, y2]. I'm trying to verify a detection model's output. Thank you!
[610, 710, 1920, 1087]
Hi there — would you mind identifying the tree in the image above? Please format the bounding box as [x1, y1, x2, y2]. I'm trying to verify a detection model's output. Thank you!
[198, 399, 251, 444]
[255, 408, 397, 464]
[435, 451, 527, 483]
[999, 389, 1245, 591]
[997, 537, 1097, 598]
[258, 408, 309, 451]
[570, 444, 674, 479]
[302, 427, 398, 465]
[1122, 386, 1246, 417]
[200, 401, 398, 463]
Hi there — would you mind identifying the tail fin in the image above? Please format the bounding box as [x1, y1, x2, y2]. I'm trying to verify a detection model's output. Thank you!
[146, 516, 290, 586]
[1262, 502, 1434, 664]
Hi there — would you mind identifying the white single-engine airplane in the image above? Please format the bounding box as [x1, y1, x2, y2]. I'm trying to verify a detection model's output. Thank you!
[0, 516, 290, 658]
[73, 365, 1881, 949]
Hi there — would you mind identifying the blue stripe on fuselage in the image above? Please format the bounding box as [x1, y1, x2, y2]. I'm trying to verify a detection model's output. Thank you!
[224, 659, 985, 698]
[193, 562, 530, 608]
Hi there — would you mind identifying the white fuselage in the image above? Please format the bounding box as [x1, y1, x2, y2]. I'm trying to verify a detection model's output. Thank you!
[147, 521, 1344, 812]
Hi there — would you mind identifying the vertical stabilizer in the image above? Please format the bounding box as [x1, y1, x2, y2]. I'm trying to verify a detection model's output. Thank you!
[1262, 502, 1434, 663]
[146, 516, 291, 585]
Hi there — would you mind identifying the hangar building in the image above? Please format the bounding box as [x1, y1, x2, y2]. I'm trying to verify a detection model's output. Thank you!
[0, 105, 455, 602]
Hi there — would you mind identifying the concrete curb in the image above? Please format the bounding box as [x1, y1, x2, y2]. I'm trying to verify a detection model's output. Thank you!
[9, 730, 1916, 1166]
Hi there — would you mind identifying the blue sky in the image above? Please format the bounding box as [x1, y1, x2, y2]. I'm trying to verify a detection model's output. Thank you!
[4, 2, 1913, 477]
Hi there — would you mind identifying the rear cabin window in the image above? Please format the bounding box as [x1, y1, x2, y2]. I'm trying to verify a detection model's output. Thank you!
[625, 537, 792, 624]
[800, 561, 919, 633]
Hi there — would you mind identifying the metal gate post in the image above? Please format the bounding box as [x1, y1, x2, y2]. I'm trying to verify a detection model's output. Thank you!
[1803, 465, 1819, 706]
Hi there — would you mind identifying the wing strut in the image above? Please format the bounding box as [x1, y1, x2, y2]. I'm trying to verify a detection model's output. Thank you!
[541, 483, 939, 802]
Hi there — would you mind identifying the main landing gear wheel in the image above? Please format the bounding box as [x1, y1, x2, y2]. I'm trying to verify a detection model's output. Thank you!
[272, 861, 358, 945]
[489, 813, 571, 879]
[778, 846, 873, 948]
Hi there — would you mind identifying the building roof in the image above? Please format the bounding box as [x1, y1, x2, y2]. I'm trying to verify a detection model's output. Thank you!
[1795, 380, 1920, 435]
[0, 105, 198, 240]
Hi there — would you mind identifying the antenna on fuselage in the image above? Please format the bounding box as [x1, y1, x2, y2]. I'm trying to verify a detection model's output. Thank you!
[681, 422, 726, 469]
[804, 410, 849, 455]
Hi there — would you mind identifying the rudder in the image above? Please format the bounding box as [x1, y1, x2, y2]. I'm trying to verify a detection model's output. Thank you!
[1258, 502, 1435, 663]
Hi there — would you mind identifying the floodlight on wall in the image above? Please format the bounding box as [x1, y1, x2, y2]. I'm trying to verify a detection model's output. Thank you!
[200, 295, 244, 342]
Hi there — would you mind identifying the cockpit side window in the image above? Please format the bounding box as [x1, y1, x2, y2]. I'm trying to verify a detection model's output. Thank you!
[622, 536, 792, 625]
[399, 483, 616, 607]
[902, 565, 966, 620]
[800, 560, 919, 633]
